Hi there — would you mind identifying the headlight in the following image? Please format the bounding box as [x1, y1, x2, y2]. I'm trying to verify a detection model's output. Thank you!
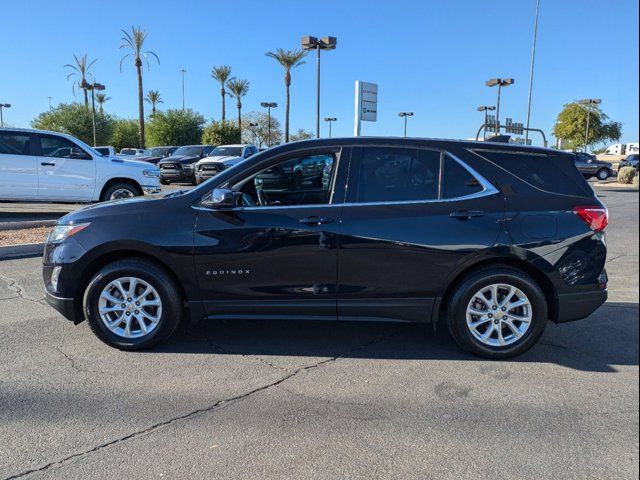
[47, 223, 90, 244]
[143, 169, 160, 178]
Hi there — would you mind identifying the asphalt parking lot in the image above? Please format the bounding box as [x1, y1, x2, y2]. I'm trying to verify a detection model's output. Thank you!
[0, 187, 638, 479]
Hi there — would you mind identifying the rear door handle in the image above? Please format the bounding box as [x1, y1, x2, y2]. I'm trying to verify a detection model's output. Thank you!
[40, 161, 56, 166]
[450, 209, 485, 220]
[299, 216, 333, 226]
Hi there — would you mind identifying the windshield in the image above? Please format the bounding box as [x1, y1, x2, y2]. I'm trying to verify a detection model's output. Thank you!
[146, 147, 168, 156]
[209, 146, 243, 157]
[173, 146, 202, 156]
[121, 149, 136, 155]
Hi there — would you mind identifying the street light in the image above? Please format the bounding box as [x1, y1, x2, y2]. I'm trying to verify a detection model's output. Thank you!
[180, 69, 187, 110]
[260, 102, 278, 147]
[525, 0, 541, 143]
[485, 77, 514, 135]
[86, 82, 105, 146]
[324, 117, 337, 138]
[301, 35, 337, 138]
[477, 105, 496, 139]
[578, 98, 601, 152]
[0, 103, 11, 127]
[398, 112, 414, 138]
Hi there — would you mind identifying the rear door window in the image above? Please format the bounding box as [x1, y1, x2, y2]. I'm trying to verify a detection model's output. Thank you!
[441, 154, 484, 199]
[0, 132, 31, 156]
[355, 147, 440, 202]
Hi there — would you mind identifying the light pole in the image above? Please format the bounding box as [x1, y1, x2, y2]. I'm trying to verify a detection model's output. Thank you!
[477, 106, 496, 139]
[578, 98, 601, 152]
[525, 0, 541, 143]
[87, 82, 105, 146]
[302, 35, 337, 139]
[260, 102, 278, 147]
[485, 78, 514, 135]
[398, 112, 414, 138]
[324, 117, 337, 138]
[180, 69, 187, 110]
[0, 103, 10, 127]
[48, 96, 53, 110]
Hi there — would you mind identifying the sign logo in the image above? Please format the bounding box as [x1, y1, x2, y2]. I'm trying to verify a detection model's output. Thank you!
[205, 269, 251, 276]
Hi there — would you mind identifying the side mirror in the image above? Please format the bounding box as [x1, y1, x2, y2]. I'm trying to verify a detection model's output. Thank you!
[201, 188, 237, 209]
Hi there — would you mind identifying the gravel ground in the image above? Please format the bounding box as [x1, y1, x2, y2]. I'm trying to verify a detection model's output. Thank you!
[0, 227, 50, 247]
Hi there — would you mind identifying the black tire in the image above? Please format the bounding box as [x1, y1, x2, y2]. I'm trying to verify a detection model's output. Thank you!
[160, 179, 170, 185]
[597, 168, 610, 181]
[100, 181, 140, 202]
[446, 267, 548, 359]
[83, 258, 182, 350]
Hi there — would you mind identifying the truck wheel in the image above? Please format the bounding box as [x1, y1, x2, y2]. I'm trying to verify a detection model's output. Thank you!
[100, 181, 140, 202]
[597, 169, 610, 181]
[160, 179, 170, 185]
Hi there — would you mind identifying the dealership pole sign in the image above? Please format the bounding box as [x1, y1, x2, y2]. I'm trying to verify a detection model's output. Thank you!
[354, 81, 378, 136]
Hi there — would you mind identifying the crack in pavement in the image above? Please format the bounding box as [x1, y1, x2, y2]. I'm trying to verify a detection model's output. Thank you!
[54, 346, 117, 378]
[0, 274, 46, 306]
[4, 326, 407, 479]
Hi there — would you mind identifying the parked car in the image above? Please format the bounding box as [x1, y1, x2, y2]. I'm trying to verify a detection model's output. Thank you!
[619, 153, 639, 169]
[43, 137, 609, 359]
[157, 145, 216, 185]
[136, 146, 178, 165]
[94, 146, 117, 157]
[194, 144, 258, 184]
[573, 152, 615, 180]
[119, 148, 145, 157]
[0, 128, 161, 202]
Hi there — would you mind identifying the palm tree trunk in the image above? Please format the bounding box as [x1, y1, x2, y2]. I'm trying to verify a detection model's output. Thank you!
[221, 87, 226, 122]
[237, 101, 242, 138]
[284, 72, 291, 143]
[136, 63, 145, 148]
[83, 88, 89, 108]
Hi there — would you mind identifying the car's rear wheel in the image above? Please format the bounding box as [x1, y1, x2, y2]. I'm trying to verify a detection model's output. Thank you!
[101, 181, 140, 202]
[597, 168, 610, 181]
[83, 259, 182, 350]
[446, 267, 548, 359]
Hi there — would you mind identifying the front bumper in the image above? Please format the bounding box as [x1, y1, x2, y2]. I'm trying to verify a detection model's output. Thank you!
[142, 185, 162, 194]
[44, 289, 79, 323]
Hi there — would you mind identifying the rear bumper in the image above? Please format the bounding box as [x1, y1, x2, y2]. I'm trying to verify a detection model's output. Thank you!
[555, 289, 608, 323]
[44, 289, 80, 323]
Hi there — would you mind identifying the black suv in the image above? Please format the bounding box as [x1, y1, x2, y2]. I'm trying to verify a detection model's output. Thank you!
[43, 138, 608, 359]
[157, 145, 215, 184]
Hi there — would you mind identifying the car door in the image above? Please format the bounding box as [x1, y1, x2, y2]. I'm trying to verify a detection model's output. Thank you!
[35, 133, 96, 201]
[192, 147, 349, 319]
[0, 130, 39, 200]
[337, 146, 504, 323]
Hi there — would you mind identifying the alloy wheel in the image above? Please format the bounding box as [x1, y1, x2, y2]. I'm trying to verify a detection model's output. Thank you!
[466, 283, 532, 347]
[98, 277, 163, 339]
[110, 188, 135, 200]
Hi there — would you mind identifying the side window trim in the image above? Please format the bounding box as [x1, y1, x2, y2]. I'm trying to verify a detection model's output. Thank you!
[346, 147, 498, 207]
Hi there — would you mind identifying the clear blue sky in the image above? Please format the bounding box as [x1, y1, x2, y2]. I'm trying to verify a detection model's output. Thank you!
[1, 0, 638, 146]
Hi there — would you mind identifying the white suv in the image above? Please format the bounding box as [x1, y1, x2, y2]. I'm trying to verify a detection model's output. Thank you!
[0, 128, 161, 202]
[194, 144, 258, 184]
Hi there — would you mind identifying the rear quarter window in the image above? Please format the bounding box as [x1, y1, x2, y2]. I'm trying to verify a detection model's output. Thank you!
[471, 150, 592, 197]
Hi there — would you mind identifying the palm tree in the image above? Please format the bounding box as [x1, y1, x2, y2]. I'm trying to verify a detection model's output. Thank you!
[145, 90, 163, 115]
[226, 78, 250, 136]
[211, 65, 233, 122]
[265, 48, 307, 142]
[119, 26, 160, 148]
[95, 93, 111, 113]
[64, 54, 97, 108]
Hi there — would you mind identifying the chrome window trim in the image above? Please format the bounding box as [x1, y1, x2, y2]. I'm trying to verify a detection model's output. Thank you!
[193, 151, 499, 212]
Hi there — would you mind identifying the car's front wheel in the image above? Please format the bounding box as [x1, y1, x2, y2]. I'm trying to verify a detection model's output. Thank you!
[446, 267, 548, 359]
[597, 168, 610, 181]
[101, 181, 140, 202]
[83, 258, 182, 350]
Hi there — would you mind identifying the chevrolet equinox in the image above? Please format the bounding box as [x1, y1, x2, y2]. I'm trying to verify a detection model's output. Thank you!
[43, 138, 609, 358]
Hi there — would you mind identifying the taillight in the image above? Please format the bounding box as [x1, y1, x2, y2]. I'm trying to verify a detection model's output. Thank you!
[573, 205, 609, 232]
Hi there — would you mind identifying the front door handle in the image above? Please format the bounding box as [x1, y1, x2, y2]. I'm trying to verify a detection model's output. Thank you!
[40, 161, 56, 166]
[299, 216, 333, 226]
[450, 209, 485, 220]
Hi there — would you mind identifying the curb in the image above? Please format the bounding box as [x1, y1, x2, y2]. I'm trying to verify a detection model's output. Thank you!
[0, 243, 45, 260]
[593, 182, 639, 189]
[0, 220, 57, 232]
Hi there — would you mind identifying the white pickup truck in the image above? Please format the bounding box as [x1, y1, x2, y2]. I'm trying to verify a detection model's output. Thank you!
[0, 128, 161, 202]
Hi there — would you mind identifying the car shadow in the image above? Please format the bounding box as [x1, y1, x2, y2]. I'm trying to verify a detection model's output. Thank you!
[151, 301, 639, 373]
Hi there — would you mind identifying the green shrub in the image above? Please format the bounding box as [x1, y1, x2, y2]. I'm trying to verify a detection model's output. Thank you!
[617, 166, 637, 184]
[146, 108, 206, 147]
[202, 120, 241, 146]
[110, 119, 140, 151]
[31, 102, 114, 146]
